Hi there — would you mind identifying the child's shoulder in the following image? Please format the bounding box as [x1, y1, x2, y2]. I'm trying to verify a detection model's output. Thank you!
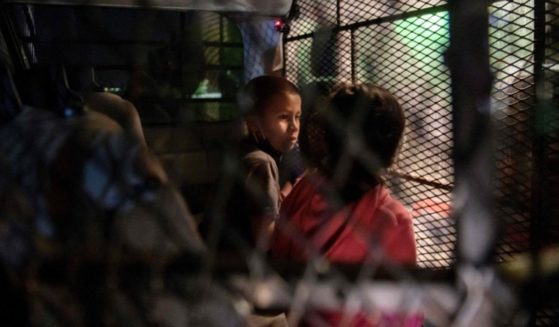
[241, 148, 280, 183]
[370, 185, 411, 220]
[242, 147, 276, 166]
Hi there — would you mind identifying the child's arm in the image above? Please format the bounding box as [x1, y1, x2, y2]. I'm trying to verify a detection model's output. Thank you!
[244, 156, 281, 249]
[379, 202, 417, 265]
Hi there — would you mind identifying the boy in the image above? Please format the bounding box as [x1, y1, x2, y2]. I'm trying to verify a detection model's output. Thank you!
[214, 75, 302, 250]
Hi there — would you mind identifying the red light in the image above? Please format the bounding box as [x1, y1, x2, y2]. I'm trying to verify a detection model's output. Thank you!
[274, 17, 290, 34]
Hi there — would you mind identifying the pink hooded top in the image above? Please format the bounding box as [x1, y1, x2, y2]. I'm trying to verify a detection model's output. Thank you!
[272, 173, 416, 265]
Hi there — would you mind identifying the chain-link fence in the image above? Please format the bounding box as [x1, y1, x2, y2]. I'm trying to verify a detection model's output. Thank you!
[285, 1, 454, 269]
[285, 0, 558, 325]
[1, 0, 558, 326]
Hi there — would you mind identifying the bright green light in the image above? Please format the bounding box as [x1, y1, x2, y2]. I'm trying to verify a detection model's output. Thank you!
[394, 12, 449, 62]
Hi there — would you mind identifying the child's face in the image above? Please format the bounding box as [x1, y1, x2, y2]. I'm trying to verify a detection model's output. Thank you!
[254, 92, 301, 153]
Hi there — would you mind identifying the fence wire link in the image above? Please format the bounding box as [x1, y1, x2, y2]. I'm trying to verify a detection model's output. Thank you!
[2, 0, 559, 326]
[286, 1, 454, 270]
[285, 0, 558, 326]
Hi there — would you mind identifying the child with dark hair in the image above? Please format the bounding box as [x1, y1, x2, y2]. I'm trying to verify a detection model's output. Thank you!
[272, 83, 419, 325]
[273, 83, 414, 261]
[221, 75, 302, 249]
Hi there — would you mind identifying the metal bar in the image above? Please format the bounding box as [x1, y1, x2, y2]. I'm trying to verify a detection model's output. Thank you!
[531, 0, 547, 250]
[14, 5, 35, 66]
[447, 0, 495, 266]
[336, 0, 340, 27]
[203, 41, 243, 47]
[21, 38, 168, 45]
[22, 4, 35, 38]
[282, 18, 287, 77]
[528, 1, 547, 325]
[3, 0, 294, 16]
[350, 28, 355, 83]
[219, 14, 224, 43]
[179, 11, 185, 101]
[205, 64, 243, 70]
[388, 169, 454, 192]
[0, 4, 29, 70]
[91, 64, 243, 71]
[286, 4, 448, 42]
[390, 169, 531, 215]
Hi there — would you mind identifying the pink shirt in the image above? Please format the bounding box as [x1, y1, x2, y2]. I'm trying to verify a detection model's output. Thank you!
[271, 173, 420, 327]
[272, 174, 416, 265]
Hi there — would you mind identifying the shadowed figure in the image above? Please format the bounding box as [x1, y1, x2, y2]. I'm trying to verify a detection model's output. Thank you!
[0, 97, 245, 326]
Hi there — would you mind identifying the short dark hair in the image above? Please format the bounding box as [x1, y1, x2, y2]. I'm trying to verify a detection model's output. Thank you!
[238, 75, 300, 116]
[322, 83, 405, 181]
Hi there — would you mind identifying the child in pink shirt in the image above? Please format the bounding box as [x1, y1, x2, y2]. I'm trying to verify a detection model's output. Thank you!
[272, 83, 419, 326]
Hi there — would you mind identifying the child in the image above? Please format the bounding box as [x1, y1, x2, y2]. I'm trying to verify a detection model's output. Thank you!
[225, 75, 302, 248]
[272, 83, 418, 325]
[273, 82, 416, 262]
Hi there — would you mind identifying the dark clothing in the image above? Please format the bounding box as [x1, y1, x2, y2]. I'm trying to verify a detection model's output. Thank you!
[209, 138, 282, 251]
[278, 142, 304, 186]
[0, 106, 244, 327]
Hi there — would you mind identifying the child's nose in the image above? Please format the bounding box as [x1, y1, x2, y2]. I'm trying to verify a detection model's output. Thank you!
[289, 119, 299, 132]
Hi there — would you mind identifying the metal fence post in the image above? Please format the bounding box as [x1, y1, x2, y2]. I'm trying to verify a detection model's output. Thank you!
[447, 0, 496, 266]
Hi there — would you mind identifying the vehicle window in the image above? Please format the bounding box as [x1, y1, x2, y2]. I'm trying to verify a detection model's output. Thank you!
[9, 4, 244, 124]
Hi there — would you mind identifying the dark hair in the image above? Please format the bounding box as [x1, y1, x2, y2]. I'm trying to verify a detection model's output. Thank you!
[321, 83, 405, 184]
[238, 75, 300, 116]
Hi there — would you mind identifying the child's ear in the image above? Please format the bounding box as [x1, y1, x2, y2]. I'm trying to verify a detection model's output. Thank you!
[245, 115, 266, 143]
[245, 115, 258, 133]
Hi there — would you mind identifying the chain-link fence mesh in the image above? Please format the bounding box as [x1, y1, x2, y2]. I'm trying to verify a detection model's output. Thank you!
[285, 0, 557, 266]
[536, 1, 559, 325]
[285, 0, 558, 325]
[489, 0, 535, 262]
[1, 0, 559, 326]
[542, 1, 559, 248]
[286, 1, 454, 269]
